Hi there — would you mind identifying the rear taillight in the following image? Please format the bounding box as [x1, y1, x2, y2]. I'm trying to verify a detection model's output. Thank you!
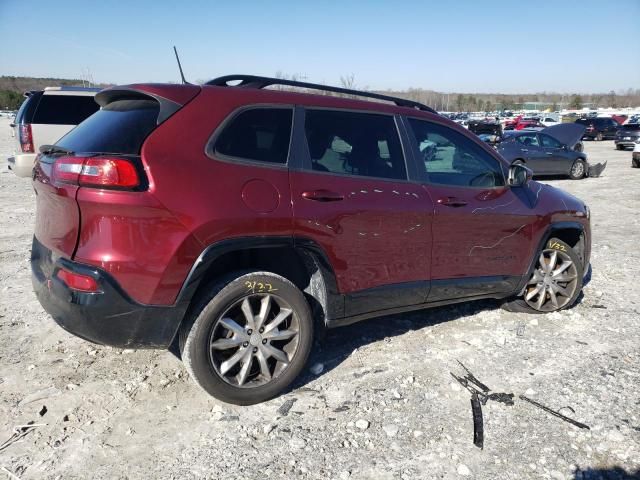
[19, 124, 34, 153]
[56, 268, 99, 292]
[52, 156, 140, 189]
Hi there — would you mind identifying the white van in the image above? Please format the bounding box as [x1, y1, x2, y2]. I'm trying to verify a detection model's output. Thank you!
[8, 87, 100, 177]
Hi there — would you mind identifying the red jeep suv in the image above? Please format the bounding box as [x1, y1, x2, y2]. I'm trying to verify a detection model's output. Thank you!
[31, 75, 591, 405]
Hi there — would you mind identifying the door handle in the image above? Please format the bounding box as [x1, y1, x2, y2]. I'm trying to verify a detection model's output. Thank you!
[302, 190, 344, 202]
[437, 196, 468, 207]
[521, 149, 529, 152]
[546, 152, 554, 155]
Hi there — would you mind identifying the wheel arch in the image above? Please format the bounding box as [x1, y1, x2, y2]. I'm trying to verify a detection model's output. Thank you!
[173, 237, 343, 336]
[516, 221, 587, 295]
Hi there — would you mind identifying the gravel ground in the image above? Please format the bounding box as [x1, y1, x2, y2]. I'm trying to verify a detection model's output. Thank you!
[0, 116, 638, 480]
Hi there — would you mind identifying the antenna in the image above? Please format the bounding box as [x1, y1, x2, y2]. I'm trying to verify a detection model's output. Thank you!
[173, 46, 188, 84]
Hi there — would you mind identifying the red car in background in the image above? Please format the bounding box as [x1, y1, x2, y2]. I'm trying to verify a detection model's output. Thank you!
[504, 115, 544, 130]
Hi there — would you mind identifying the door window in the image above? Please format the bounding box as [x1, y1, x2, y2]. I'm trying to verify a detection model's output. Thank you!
[516, 133, 540, 147]
[304, 109, 407, 180]
[408, 118, 506, 188]
[539, 133, 562, 149]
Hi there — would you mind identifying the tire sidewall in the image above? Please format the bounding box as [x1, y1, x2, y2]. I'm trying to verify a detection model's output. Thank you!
[570, 160, 585, 180]
[182, 271, 313, 405]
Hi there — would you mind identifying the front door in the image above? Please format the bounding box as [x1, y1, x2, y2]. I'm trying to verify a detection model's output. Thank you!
[406, 117, 539, 301]
[290, 108, 434, 317]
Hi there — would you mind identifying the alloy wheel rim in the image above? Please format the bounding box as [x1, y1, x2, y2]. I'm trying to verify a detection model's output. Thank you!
[524, 249, 578, 312]
[208, 294, 300, 388]
[572, 162, 584, 177]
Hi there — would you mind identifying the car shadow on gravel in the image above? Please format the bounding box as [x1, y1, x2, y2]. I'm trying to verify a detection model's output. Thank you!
[572, 466, 639, 480]
[290, 298, 503, 391]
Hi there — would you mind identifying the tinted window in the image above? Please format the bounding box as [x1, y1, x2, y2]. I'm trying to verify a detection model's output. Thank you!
[33, 95, 100, 125]
[516, 133, 540, 147]
[57, 99, 159, 154]
[409, 119, 505, 188]
[304, 110, 406, 180]
[15, 91, 43, 124]
[214, 108, 292, 164]
[621, 124, 640, 131]
[540, 134, 562, 148]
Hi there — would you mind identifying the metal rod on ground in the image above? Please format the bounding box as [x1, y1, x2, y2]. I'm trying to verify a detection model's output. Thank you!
[519, 395, 590, 430]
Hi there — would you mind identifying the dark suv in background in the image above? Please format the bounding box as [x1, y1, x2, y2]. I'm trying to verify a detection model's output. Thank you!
[575, 117, 619, 141]
[614, 123, 640, 150]
[31, 76, 591, 404]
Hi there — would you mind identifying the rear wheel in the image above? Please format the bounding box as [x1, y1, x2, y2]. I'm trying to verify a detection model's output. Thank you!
[503, 237, 583, 314]
[595, 132, 603, 141]
[616, 144, 624, 150]
[180, 271, 313, 405]
[569, 159, 585, 180]
[632, 157, 640, 168]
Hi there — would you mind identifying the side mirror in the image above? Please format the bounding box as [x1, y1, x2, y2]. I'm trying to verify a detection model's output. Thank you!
[509, 163, 533, 187]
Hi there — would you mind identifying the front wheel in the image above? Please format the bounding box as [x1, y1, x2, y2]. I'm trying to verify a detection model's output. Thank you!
[180, 271, 313, 405]
[569, 159, 586, 180]
[503, 237, 583, 314]
[616, 144, 624, 150]
[632, 157, 640, 168]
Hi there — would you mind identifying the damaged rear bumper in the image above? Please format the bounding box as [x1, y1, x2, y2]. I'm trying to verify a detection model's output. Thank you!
[587, 161, 607, 177]
[31, 237, 185, 348]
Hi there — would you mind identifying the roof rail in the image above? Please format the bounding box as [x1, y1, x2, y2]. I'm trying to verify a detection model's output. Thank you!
[206, 75, 437, 114]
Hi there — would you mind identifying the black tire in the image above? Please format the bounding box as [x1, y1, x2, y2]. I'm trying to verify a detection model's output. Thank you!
[502, 237, 583, 314]
[632, 157, 640, 168]
[595, 132, 603, 141]
[569, 159, 586, 180]
[180, 271, 313, 405]
[616, 144, 624, 150]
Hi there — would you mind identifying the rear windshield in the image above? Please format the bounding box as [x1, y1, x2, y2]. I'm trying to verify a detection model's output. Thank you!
[33, 95, 100, 125]
[57, 99, 160, 154]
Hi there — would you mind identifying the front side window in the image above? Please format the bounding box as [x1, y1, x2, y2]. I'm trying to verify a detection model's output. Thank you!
[213, 108, 293, 164]
[409, 118, 506, 188]
[304, 109, 406, 180]
[516, 133, 540, 147]
[540, 134, 562, 149]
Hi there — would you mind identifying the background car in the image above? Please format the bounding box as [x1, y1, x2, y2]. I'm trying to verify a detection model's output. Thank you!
[8, 86, 100, 177]
[614, 123, 640, 150]
[575, 117, 620, 141]
[497, 124, 596, 179]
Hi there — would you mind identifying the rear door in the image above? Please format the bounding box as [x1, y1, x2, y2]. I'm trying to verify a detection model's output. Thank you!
[406, 117, 538, 301]
[290, 107, 434, 317]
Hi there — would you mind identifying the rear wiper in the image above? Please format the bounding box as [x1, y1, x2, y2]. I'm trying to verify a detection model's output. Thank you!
[39, 144, 74, 155]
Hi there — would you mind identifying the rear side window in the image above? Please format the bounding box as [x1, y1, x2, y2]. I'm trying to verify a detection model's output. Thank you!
[213, 108, 293, 164]
[304, 110, 407, 180]
[33, 95, 99, 125]
[57, 99, 159, 154]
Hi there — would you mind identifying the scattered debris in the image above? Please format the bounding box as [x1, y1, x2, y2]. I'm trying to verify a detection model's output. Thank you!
[1, 466, 21, 480]
[355, 419, 370, 430]
[382, 424, 399, 437]
[519, 395, 590, 430]
[516, 322, 526, 337]
[0, 422, 47, 453]
[38, 405, 47, 417]
[451, 361, 515, 449]
[277, 398, 297, 416]
[18, 387, 61, 407]
[470, 393, 484, 449]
